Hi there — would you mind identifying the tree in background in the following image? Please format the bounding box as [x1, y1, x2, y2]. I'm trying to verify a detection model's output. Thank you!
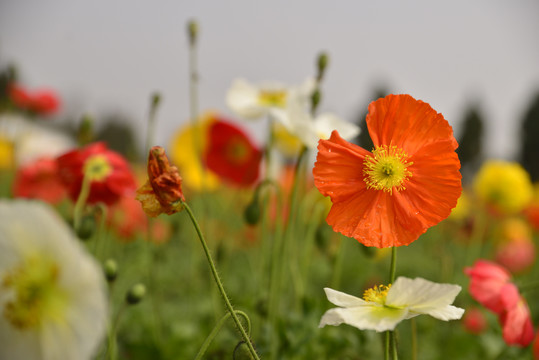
[519, 91, 539, 182]
[456, 103, 484, 183]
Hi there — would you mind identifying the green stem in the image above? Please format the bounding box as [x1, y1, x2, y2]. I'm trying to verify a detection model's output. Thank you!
[194, 310, 251, 360]
[181, 202, 260, 360]
[384, 332, 390, 360]
[73, 172, 91, 232]
[411, 318, 417, 360]
[389, 246, 397, 283]
[106, 303, 127, 360]
[385, 246, 398, 359]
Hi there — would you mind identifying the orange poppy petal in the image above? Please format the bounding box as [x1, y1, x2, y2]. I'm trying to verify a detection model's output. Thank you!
[313, 131, 371, 203]
[367, 94, 458, 156]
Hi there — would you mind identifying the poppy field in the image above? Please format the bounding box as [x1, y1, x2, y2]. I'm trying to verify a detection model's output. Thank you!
[1, 20, 539, 360]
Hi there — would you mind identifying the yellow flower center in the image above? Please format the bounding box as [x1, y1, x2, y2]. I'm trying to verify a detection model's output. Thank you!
[83, 154, 112, 182]
[2, 255, 67, 330]
[363, 145, 412, 194]
[363, 284, 391, 305]
[258, 90, 287, 107]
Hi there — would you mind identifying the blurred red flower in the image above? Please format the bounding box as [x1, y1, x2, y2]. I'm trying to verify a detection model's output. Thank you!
[534, 332, 539, 359]
[108, 194, 171, 243]
[465, 260, 534, 347]
[462, 307, 487, 335]
[465, 260, 515, 313]
[498, 288, 534, 347]
[313, 94, 461, 248]
[12, 157, 67, 204]
[8, 83, 60, 116]
[57, 142, 136, 205]
[204, 118, 261, 187]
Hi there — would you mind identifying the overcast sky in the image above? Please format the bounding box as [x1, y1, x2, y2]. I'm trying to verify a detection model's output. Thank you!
[1, 0, 539, 159]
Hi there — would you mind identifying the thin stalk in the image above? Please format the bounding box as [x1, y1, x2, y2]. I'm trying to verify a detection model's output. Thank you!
[389, 246, 397, 283]
[181, 202, 260, 360]
[385, 246, 398, 359]
[73, 173, 91, 232]
[411, 318, 417, 360]
[194, 310, 251, 360]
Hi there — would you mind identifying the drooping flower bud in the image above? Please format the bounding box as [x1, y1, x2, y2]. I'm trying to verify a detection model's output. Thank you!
[104, 259, 118, 283]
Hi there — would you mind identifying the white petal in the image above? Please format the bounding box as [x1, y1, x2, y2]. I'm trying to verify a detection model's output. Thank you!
[314, 113, 360, 141]
[323, 287, 367, 307]
[415, 305, 465, 321]
[319, 305, 409, 332]
[226, 78, 265, 119]
[386, 277, 462, 317]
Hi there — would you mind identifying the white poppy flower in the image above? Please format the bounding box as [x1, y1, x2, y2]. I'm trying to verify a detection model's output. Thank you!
[319, 277, 464, 332]
[0, 200, 108, 360]
[226, 78, 315, 120]
[0, 114, 75, 165]
[270, 91, 360, 149]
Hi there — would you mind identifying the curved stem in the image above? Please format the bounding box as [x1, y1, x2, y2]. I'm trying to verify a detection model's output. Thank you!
[194, 310, 251, 360]
[182, 202, 260, 360]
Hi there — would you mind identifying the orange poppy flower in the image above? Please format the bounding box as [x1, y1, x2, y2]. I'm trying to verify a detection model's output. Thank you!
[313, 94, 461, 247]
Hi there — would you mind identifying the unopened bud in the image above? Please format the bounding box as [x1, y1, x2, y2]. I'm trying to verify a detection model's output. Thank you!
[76, 214, 95, 240]
[104, 259, 118, 283]
[244, 199, 261, 226]
[311, 89, 321, 112]
[317, 52, 329, 79]
[187, 20, 198, 45]
[126, 283, 146, 305]
[151, 92, 161, 110]
[77, 114, 94, 146]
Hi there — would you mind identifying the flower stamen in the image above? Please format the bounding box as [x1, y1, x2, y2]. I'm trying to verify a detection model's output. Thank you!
[363, 145, 412, 194]
[363, 284, 391, 305]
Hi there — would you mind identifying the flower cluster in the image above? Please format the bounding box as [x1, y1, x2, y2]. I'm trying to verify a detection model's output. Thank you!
[465, 260, 535, 346]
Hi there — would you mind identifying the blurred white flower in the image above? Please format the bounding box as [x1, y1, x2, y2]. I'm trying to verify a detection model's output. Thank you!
[226, 78, 315, 120]
[319, 277, 464, 332]
[0, 114, 75, 166]
[270, 90, 359, 149]
[0, 200, 107, 360]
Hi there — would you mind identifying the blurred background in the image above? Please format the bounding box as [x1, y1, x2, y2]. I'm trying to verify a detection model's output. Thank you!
[1, 0, 539, 160]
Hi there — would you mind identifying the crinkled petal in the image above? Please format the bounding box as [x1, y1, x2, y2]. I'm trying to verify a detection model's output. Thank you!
[319, 304, 409, 332]
[386, 277, 463, 320]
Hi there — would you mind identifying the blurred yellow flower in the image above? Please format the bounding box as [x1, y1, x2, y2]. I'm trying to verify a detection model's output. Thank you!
[449, 191, 471, 221]
[0, 136, 14, 170]
[473, 160, 533, 214]
[169, 113, 220, 191]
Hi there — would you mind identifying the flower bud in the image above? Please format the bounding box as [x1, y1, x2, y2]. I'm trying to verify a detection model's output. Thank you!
[244, 199, 261, 225]
[317, 52, 329, 80]
[151, 92, 161, 109]
[76, 214, 95, 240]
[104, 259, 118, 283]
[187, 20, 198, 45]
[77, 113, 94, 146]
[126, 283, 146, 305]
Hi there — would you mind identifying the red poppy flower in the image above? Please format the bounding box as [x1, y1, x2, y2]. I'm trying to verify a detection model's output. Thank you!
[313, 94, 461, 247]
[498, 287, 535, 347]
[204, 118, 262, 187]
[465, 260, 515, 313]
[8, 84, 60, 116]
[462, 307, 487, 334]
[12, 157, 67, 204]
[136, 146, 185, 217]
[465, 259, 535, 347]
[57, 142, 136, 205]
